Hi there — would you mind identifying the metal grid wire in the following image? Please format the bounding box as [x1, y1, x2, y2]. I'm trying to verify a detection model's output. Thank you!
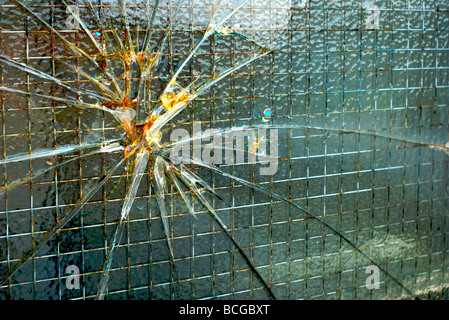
[0, 0, 448, 300]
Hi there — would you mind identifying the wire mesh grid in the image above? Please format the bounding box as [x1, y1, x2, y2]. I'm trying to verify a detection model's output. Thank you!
[0, 0, 448, 300]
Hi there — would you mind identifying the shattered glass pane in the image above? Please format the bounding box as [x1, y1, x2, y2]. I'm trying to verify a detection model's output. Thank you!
[0, 0, 448, 300]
